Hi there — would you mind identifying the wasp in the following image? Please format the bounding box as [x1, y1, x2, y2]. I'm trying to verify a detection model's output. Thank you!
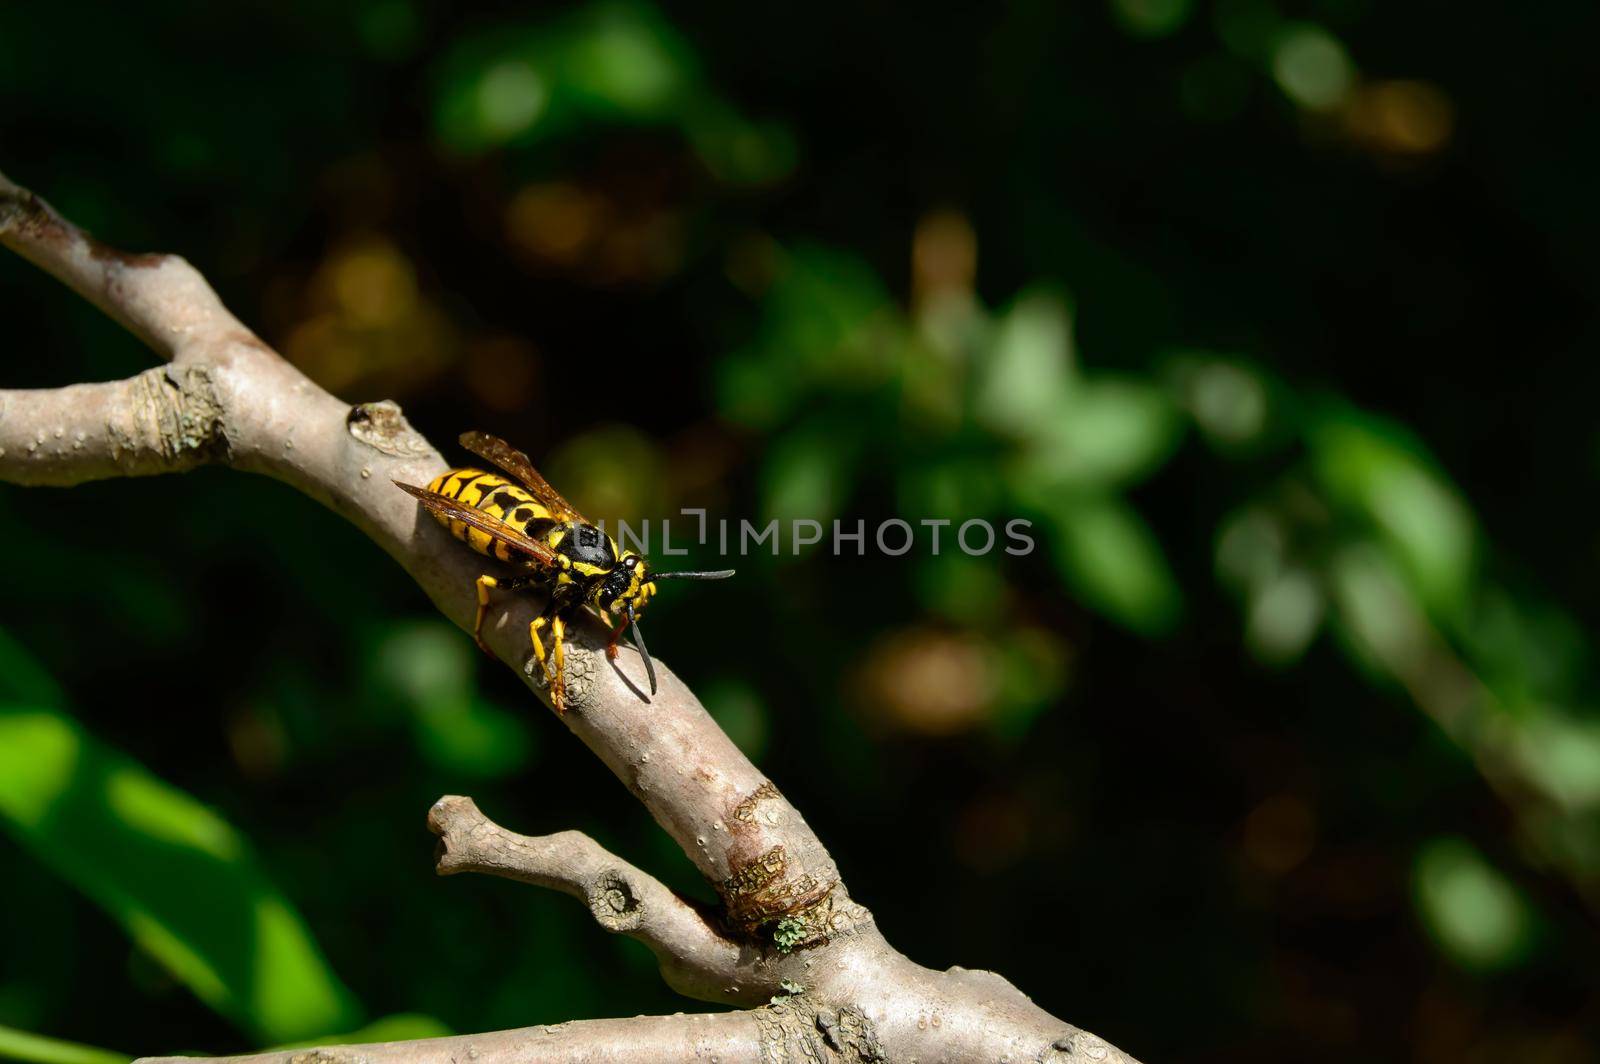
[395, 431, 733, 714]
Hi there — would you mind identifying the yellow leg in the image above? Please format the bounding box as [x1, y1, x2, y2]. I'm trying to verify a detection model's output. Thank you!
[550, 615, 567, 715]
[473, 575, 500, 655]
[529, 615, 548, 668]
[529, 613, 564, 714]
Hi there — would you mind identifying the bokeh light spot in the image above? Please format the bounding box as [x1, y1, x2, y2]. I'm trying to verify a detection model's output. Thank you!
[1241, 793, 1316, 875]
[1111, 0, 1194, 38]
[476, 60, 547, 140]
[1273, 25, 1355, 111]
[1414, 838, 1536, 971]
[1345, 80, 1455, 156]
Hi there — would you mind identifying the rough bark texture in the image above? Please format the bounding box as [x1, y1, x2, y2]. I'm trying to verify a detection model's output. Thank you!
[0, 166, 1143, 1064]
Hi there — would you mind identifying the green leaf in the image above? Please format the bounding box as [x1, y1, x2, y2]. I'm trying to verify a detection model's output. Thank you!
[1509, 713, 1600, 813]
[770, 246, 897, 378]
[1414, 837, 1537, 971]
[1244, 567, 1325, 667]
[563, 3, 687, 116]
[1214, 504, 1287, 594]
[718, 244, 899, 427]
[976, 287, 1077, 437]
[0, 1025, 129, 1064]
[1327, 544, 1427, 682]
[1010, 378, 1182, 491]
[0, 703, 360, 1042]
[430, 2, 792, 183]
[1039, 494, 1182, 635]
[1167, 353, 1272, 449]
[1309, 404, 1477, 617]
[431, 4, 684, 154]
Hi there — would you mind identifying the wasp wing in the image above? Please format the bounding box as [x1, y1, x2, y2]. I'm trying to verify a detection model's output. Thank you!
[459, 431, 589, 526]
[395, 480, 563, 568]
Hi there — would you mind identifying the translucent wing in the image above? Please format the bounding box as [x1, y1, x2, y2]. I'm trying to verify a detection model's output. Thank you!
[395, 481, 563, 568]
[459, 431, 588, 525]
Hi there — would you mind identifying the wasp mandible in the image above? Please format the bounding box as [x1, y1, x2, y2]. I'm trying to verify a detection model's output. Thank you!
[396, 432, 733, 714]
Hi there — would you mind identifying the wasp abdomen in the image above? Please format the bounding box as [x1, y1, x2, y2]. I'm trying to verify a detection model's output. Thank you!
[427, 467, 553, 562]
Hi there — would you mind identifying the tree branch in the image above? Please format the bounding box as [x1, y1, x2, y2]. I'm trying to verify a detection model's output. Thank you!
[1, 166, 1143, 1064]
[427, 795, 753, 1002]
[0, 367, 226, 485]
[137, 1013, 768, 1064]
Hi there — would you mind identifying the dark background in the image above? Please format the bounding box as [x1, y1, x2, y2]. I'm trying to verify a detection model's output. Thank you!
[1, 2, 1597, 1061]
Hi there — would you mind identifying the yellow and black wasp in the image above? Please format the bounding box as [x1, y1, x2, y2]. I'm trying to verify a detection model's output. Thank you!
[395, 431, 733, 714]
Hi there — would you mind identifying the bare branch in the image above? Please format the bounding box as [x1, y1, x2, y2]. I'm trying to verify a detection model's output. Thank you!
[0, 367, 226, 486]
[0, 171, 244, 360]
[427, 795, 758, 1003]
[1, 165, 1144, 1063]
[136, 1012, 768, 1064]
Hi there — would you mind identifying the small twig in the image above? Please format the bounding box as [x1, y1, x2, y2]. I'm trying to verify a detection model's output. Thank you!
[427, 796, 757, 1003]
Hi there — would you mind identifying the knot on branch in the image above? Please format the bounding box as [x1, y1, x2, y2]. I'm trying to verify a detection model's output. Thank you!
[588, 870, 643, 932]
[719, 781, 871, 951]
[719, 844, 831, 938]
[122, 365, 227, 466]
[347, 400, 431, 458]
[722, 784, 830, 939]
[756, 996, 886, 1064]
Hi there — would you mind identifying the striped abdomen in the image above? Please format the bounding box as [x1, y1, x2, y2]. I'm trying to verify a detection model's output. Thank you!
[426, 467, 554, 562]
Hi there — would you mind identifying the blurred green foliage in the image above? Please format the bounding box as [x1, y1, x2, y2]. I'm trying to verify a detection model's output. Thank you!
[0, 1026, 127, 1064]
[2, 0, 1598, 1060]
[432, 1, 793, 183]
[0, 633, 359, 1044]
[1414, 837, 1538, 972]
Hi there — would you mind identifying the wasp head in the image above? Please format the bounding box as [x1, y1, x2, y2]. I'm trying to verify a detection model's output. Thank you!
[594, 553, 655, 620]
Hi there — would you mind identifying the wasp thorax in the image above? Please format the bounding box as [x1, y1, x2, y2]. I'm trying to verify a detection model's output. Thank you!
[560, 523, 616, 570]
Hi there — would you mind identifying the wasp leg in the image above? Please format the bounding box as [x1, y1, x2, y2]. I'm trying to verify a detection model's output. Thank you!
[473, 575, 499, 656]
[550, 613, 568, 715]
[529, 613, 549, 672]
[528, 603, 569, 714]
[604, 616, 627, 661]
[474, 573, 535, 656]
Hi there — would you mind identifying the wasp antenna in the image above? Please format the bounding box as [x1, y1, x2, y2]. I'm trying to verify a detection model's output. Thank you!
[628, 606, 658, 697]
[653, 569, 736, 580]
